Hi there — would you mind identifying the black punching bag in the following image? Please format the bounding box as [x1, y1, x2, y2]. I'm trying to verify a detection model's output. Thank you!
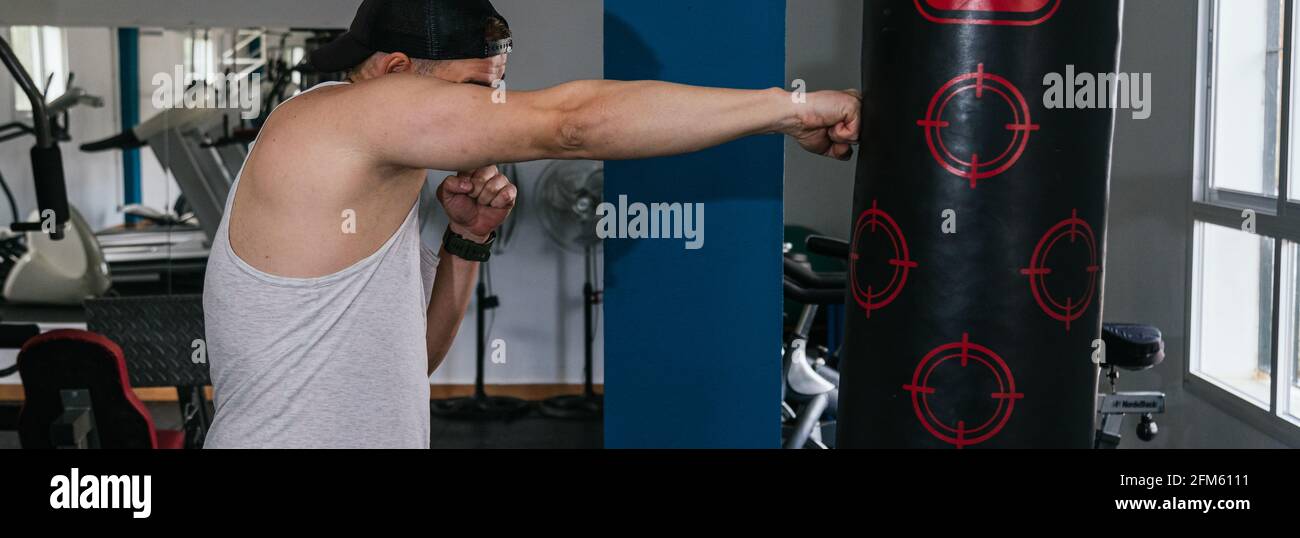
[838, 0, 1123, 449]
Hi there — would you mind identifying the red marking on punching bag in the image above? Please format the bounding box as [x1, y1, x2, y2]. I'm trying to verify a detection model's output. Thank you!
[915, 0, 1061, 26]
[917, 64, 1039, 189]
[902, 333, 1023, 449]
[1020, 210, 1101, 331]
[849, 200, 917, 319]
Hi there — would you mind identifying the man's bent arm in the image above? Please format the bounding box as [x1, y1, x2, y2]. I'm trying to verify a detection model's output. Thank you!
[348, 75, 858, 172]
[425, 236, 479, 376]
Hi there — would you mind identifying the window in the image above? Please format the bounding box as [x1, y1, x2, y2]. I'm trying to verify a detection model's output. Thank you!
[8, 26, 67, 113]
[1190, 222, 1275, 407]
[183, 30, 217, 81]
[1194, 0, 1300, 438]
[290, 46, 305, 88]
[1283, 243, 1300, 422]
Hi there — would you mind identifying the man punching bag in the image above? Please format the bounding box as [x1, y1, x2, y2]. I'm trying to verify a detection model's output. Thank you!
[838, 0, 1123, 448]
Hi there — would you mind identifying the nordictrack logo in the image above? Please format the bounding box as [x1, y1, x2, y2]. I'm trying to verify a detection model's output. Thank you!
[49, 468, 152, 519]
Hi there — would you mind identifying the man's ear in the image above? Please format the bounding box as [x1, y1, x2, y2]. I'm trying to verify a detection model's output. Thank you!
[379, 52, 414, 74]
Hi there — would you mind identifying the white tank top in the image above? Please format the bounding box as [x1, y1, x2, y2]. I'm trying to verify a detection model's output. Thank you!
[202, 81, 439, 448]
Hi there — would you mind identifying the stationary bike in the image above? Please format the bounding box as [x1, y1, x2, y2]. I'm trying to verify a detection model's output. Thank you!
[781, 236, 850, 449]
[0, 39, 111, 305]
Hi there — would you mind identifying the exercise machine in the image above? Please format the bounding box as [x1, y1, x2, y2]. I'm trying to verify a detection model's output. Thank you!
[782, 264, 841, 449]
[81, 106, 236, 243]
[0, 35, 68, 243]
[81, 107, 239, 292]
[0, 36, 111, 305]
[1, 206, 110, 305]
[1095, 324, 1167, 449]
[780, 236, 850, 449]
[80, 28, 329, 291]
[0, 35, 72, 240]
[11, 329, 186, 449]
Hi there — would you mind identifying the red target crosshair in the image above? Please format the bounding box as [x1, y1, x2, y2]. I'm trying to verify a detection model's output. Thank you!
[916, 63, 1039, 189]
[849, 200, 918, 318]
[915, 0, 1062, 27]
[902, 333, 1024, 449]
[1019, 210, 1101, 331]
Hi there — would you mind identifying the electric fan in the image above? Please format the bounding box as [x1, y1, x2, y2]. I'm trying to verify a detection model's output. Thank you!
[535, 160, 604, 419]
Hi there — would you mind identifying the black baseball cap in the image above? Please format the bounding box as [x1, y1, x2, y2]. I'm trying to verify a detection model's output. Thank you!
[309, 0, 512, 73]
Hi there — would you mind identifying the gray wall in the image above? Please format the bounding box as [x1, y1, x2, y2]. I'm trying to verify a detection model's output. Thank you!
[785, 0, 861, 238]
[1107, 0, 1289, 448]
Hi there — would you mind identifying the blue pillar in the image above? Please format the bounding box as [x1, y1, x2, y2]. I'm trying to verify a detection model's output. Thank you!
[117, 28, 141, 224]
[603, 0, 787, 448]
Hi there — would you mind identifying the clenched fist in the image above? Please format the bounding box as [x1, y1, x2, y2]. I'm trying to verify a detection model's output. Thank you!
[437, 164, 517, 242]
[787, 89, 862, 161]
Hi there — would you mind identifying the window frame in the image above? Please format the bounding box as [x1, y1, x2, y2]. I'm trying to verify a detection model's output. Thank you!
[8, 25, 68, 115]
[1190, 0, 1300, 446]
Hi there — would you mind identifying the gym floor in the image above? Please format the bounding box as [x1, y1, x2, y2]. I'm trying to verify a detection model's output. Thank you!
[429, 411, 602, 450]
[0, 403, 602, 449]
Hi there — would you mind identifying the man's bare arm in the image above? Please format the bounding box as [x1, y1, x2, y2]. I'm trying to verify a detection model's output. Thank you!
[345, 74, 860, 172]
[425, 242, 476, 376]
[424, 167, 510, 375]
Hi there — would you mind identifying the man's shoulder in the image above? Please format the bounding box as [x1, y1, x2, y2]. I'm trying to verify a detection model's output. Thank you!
[255, 83, 360, 146]
[273, 76, 457, 128]
[273, 82, 352, 120]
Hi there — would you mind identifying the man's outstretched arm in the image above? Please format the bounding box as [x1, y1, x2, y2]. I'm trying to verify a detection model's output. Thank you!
[345, 74, 860, 172]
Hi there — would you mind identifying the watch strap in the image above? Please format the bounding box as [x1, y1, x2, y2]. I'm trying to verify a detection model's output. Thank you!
[443, 228, 495, 262]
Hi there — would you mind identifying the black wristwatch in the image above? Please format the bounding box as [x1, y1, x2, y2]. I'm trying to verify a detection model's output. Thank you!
[443, 227, 496, 262]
